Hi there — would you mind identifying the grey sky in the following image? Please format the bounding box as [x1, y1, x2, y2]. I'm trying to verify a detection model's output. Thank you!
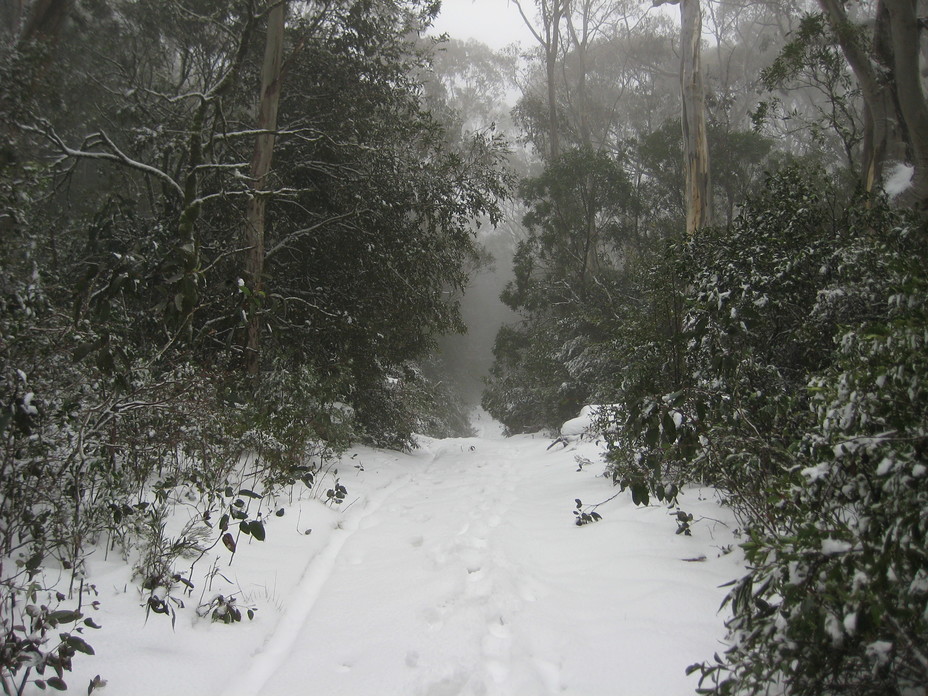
[429, 0, 536, 49]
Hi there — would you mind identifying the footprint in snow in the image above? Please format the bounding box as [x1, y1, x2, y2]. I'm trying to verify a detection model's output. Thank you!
[483, 618, 512, 683]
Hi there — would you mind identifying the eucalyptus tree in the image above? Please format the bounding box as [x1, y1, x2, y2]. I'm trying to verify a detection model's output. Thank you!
[513, 0, 569, 161]
[817, 0, 928, 207]
[654, 0, 713, 234]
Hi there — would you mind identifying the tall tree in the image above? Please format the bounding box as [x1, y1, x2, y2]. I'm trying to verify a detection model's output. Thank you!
[818, 0, 928, 207]
[514, 0, 569, 160]
[656, 0, 713, 234]
[244, 0, 287, 374]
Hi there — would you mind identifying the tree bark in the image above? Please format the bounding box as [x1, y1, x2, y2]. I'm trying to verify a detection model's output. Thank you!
[818, 0, 908, 197]
[244, 0, 287, 375]
[546, 0, 564, 160]
[679, 0, 712, 235]
[884, 0, 928, 208]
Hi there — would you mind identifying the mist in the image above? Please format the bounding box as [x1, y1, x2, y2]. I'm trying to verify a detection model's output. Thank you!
[433, 228, 521, 406]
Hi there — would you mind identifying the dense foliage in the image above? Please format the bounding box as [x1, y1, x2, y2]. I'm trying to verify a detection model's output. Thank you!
[1, 1, 506, 691]
[602, 167, 928, 695]
[480, 0, 926, 690]
[482, 147, 635, 431]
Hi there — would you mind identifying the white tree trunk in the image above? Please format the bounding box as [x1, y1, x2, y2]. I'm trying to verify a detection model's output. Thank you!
[679, 0, 712, 235]
[245, 0, 286, 374]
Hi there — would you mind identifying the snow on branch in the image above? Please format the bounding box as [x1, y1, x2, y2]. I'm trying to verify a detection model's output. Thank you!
[265, 211, 362, 259]
[25, 122, 185, 199]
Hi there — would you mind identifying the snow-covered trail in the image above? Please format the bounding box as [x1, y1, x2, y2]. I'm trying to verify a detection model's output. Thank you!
[222, 432, 743, 696]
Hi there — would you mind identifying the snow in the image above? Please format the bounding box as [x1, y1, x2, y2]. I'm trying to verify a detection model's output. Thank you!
[821, 538, 853, 556]
[52, 412, 742, 696]
[884, 163, 914, 198]
[559, 404, 620, 437]
[865, 640, 893, 666]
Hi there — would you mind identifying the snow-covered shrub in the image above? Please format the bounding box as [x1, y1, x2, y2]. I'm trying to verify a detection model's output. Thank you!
[679, 164, 847, 526]
[690, 190, 928, 695]
[483, 322, 586, 434]
[607, 165, 866, 521]
[602, 391, 693, 506]
[229, 364, 354, 489]
[356, 362, 474, 449]
[0, 566, 102, 696]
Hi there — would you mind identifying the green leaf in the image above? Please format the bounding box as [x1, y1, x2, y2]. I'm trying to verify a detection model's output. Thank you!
[72, 342, 97, 363]
[630, 483, 650, 507]
[644, 426, 660, 448]
[238, 489, 262, 499]
[65, 635, 95, 655]
[48, 610, 82, 626]
[89, 674, 106, 694]
[25, 551, 44, 572]
[219, 513, 229, 532]
[249, 521, 266, 541]
[662, 412, 677, 442]
[47, 677, 67, 691]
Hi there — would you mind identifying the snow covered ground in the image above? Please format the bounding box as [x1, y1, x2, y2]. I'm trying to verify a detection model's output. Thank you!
[60, 412, 743, 696]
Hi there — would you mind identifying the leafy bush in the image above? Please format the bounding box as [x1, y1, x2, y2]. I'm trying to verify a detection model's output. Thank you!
[594, 164, 927, 694]
[0, 565, 102, 696]
[353, 362, 475, 448]
[693, 208, 928, 696]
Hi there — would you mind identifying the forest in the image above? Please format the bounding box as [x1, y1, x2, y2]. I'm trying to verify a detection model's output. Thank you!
[1, 0, 926, 694]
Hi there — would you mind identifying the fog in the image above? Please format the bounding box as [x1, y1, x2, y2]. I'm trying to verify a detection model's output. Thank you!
[434, 228, 521, 406]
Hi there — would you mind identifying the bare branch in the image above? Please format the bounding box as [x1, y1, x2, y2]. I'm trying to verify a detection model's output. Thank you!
[25, 122, 186, 199]
[265, 210, 362, 259]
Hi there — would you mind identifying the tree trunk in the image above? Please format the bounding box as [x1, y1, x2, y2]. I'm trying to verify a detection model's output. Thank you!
[513, 0, 566, 161]
[884, 0, 928, 208]
[566, 1, 593, 149]
[19, 0, 70, 43]
[680, 0, 712, 235]
[244, 0, 286, 375]
[818, 0, 908, 197]
[546, 0, 565, 160]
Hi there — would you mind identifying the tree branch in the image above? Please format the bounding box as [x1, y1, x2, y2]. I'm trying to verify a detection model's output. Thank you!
[25, 122, 185, 199]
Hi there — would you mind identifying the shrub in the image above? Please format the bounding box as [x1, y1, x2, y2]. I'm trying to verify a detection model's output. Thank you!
[685, 183, 928, 694]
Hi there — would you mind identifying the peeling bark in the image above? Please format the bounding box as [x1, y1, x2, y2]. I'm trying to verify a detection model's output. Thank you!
[658, 0, 713, 234]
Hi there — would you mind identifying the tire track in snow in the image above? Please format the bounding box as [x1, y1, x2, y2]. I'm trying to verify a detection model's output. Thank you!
[225, 471, 417, 696]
